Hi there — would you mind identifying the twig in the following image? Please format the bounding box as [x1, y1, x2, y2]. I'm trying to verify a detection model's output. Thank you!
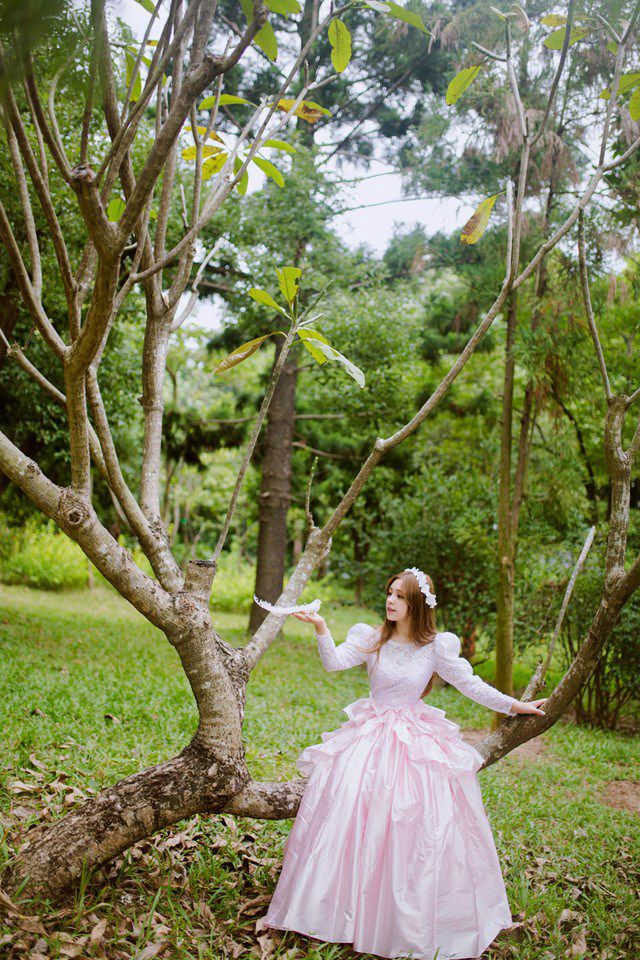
[522, 526, 596, 700]
[578, 211, 612, 400]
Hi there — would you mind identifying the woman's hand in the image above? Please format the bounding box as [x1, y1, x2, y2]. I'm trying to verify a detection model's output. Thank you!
[291, 611, 327, 632]
[510, 697, 548, 716]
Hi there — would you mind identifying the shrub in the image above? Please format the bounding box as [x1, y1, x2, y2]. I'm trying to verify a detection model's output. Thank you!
[0, 517, 92, 590]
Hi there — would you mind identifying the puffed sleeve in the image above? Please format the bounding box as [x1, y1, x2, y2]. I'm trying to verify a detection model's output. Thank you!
[434, 632, 520, 715]
[314, 622, 375, 672]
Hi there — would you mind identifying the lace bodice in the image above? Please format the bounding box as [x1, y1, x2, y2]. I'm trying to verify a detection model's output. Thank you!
[314, 622, 520, 715]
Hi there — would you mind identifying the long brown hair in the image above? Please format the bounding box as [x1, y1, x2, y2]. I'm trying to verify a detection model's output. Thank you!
[353, 570, 439, 697]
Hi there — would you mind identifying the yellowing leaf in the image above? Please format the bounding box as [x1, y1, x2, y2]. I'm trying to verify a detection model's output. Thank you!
[446, 65, 482, 106]
[276, 266, 302, 303]
[181, 124, 224, 142]
[181, 144, 224, 160]
[460, 193, 502, 245]
[202, 153, 228, 180]
[275, 98, 331, 123]
[540, 14, 567, 26]
[328, 18, 352, 73]
[214, 333, 282, 374]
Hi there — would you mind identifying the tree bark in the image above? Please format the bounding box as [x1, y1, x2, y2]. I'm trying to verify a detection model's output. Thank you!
[248, 338, 299, 632]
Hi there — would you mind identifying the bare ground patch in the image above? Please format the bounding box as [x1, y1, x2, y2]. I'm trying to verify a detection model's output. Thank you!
[600, 779, 640, 816]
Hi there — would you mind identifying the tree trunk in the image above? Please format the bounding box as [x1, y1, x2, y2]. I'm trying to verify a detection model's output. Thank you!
[248, 339, 298, 632]
[495, 293, 518, 711]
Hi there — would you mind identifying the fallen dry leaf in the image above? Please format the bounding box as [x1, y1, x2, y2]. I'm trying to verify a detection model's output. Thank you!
[90, 917, 108, 943]
[132, 942, 168, 960]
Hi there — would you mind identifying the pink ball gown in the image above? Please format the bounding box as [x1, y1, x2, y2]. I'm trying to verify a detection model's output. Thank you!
[264, 623, 521, 960]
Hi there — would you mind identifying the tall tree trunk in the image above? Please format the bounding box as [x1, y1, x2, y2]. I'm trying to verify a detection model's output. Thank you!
[248, 339, 298, 631]
[493, 290, 536, 730]
[495, 292, 518, 705]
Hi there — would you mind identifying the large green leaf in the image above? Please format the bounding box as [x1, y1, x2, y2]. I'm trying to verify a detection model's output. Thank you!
[249, 288, 287, 314]
[239, 0, 278, 60]
[214, 333, 282, 374]
[255, 21, 278, 60]
[446, 65, 482, 106]
[543, 26, 590, 50]
[302, 336, 366, 387]
[460, 193, 502, 244]
[262, 138, 296, 153]
[629, 86, 640, 121]
[328, 18, 352, 73]
[233, 157, 249, 196]
[276, 266, 302, 303]
[133, 0, 156, 13]
[599, 72, 640, 100]
[253, 155, 285, 187]
[125, 50, 142, 103]
[297, 328, 330, 365]
[384, 1, 429, 34]
[107, 196, 126, 222]
[264, 0, 301, 14]
[200, 94, 254, 109]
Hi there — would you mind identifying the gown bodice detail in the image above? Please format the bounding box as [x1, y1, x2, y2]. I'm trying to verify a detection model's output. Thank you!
[314, 622, 519, 716]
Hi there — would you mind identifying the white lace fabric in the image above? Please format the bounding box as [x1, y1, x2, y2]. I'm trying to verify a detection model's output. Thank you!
[314, 622, 520, 715]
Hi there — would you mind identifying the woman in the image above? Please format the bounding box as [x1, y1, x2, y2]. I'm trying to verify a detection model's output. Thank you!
[263, 568, 547, 959]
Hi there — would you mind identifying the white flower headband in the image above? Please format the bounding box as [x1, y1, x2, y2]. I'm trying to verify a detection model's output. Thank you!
[404, 567, 437, 608]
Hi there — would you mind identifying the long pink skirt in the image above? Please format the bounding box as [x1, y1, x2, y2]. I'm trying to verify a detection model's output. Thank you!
[264, 696, 513, 960]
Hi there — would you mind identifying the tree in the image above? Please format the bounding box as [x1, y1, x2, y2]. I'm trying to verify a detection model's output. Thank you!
[1, 0, 639, 898]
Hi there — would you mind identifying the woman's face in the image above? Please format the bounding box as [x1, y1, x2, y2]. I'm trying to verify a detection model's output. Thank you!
[386, 578, 409, 624]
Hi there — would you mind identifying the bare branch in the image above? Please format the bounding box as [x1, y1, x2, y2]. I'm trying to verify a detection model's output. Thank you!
[0, 201, 66, 359]
[505, 21, 527, 141]
[529, 0, 575, 149]
[1, 107, 42, 299]
[578, 211, 612, 400]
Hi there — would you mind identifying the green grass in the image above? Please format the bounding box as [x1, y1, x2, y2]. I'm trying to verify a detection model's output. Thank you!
[0, 584, 638, 960]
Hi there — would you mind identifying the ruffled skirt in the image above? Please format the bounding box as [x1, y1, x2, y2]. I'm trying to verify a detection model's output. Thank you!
[264, 696, 513, 960]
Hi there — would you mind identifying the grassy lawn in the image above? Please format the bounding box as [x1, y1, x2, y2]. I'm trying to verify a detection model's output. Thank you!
[0, 584, 638, 960]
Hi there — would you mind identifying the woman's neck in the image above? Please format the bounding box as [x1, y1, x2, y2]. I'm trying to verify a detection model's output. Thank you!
[390, 623, 413, 641]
